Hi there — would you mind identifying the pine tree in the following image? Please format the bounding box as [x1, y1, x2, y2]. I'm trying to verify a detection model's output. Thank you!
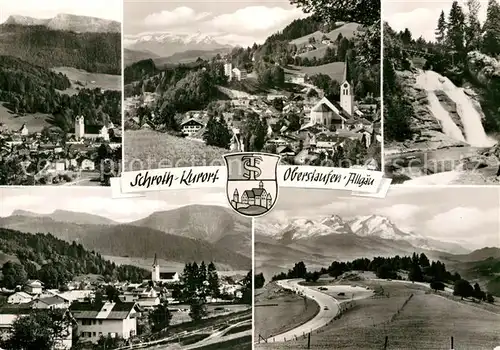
[447, 1, 466, 55]
[435, 10, 447, 44]
[207, 262, 220, 298]
[483, 0, 500, 55]
[465, 0, 482, 50]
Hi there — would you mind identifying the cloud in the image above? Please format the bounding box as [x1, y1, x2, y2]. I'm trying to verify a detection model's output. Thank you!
[144, 7, 211, 28]
[376, 204, 422, 222]
[424, 207, 499, 239]
[209, 6, 307, 35]
[385, 7, 441, 42]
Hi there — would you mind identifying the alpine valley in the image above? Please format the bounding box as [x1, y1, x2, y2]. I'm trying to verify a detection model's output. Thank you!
[255, 214, 472, 276]
[0, 204, 252, 272]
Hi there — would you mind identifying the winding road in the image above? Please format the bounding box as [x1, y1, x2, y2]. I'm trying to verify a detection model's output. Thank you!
[265, 280, 343, 342]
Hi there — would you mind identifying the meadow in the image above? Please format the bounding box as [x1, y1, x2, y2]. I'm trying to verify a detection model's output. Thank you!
[124, 130, 227, 171]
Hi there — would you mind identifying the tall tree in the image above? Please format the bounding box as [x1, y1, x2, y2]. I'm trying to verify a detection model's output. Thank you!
[290, 0, 380, 25]
[2, 310, 71, 350]
[447, 2, 466, 55]
[435, 10, 447, 44]
[482, 0, 500, 55]
[465, 0, 482, 50]
[149, 301, 172, 332]
[2, 261, 27, 289]
[207, 262, 220, 298]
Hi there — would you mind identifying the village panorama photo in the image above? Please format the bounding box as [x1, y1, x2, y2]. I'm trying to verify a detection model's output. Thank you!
[0, 0, 122, 186]
[0, 187, 252, 349]
[123, 0, 381, 171]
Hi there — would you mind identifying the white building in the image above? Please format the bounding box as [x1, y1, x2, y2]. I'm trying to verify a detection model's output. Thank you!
[24, 280, 43, 295]
[151, 254, 180, 283]
[70, 302, 138, 344]
[74, 116, 110, 141]
[180, 118, 204, 136]
[120, 287, 160, 308]
[223, 62, 247, 81]
[80, 159, 95, 171]
[7, 292, 33, 304]
[32, 296, 70, 310]
[224, 62, 233, 80]
[232, 68, 247, 81]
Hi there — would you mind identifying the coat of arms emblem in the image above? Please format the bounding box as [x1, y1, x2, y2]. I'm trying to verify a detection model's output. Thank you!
[223, 153, 280, 217]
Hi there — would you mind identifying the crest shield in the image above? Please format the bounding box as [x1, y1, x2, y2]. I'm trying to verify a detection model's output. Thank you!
[223, 152, 280, 217]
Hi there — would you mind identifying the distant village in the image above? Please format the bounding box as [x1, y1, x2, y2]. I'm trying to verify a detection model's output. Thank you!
[0, 116, 122, 185]
[126, 58, 381, 168]
[0, 255, 246, 349]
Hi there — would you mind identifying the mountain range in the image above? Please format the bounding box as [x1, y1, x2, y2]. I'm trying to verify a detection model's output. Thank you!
[3, 14, 120, 33]
[124, 31, 233, 58]
[255, 214, 472, 272]
[0, 205, 251, 271]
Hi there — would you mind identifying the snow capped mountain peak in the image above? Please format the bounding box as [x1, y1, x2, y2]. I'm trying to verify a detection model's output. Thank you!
[349, 214, 409, 240]
[124, 31, 233, 57]
[259, 213, 468, 255]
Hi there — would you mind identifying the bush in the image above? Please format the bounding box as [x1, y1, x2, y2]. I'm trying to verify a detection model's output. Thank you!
[430, 280, 445, 291]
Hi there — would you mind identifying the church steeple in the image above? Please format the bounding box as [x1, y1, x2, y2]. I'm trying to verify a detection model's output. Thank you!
[342, 56, 351, 83]
[340, 57, 354, 116]
[153, 253, 158, 267]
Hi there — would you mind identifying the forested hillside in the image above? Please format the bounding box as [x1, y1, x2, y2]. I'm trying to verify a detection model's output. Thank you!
[0, 24, 121, 75]
[0, 228, 148, 289]
[0, 56, 122, 127]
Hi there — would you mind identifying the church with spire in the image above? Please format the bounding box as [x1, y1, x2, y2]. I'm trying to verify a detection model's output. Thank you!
[151, 254, 180, 283]
[308, 58, 356, 130]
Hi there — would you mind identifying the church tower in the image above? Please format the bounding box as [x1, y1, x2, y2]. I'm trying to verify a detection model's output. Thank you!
[152, 254, 160, 282]
[75, 115, 85, 140]
[340, 58, 354, 116]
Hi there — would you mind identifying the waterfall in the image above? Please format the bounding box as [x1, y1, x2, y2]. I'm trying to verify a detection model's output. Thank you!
[415, 70, 496, 147]
[426, 92, 466, 142]
[439, 78, 496, 147]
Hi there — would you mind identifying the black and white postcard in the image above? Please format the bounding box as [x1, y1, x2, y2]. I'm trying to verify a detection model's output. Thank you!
[123, 0, 381, 172]
[0, 0, 122, 186]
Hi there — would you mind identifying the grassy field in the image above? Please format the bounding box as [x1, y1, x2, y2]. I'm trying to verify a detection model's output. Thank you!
[52, 67, 121, 93]
[124, 130, 228, 170]
[0, 104, 52, 132]
[285, 62, 346, 83]
[289, 23, 360, 47]
[255, 281, 500, 349]
[170, 304, 250, 325]
[255, 283, 320, 340]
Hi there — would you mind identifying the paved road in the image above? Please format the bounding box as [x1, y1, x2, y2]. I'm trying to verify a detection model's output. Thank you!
[267, 279, 341, 343]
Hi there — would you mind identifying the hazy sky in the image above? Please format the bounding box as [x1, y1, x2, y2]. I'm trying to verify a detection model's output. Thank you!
[0, 0, 122, 23]
[262, 186, 500, 249]
[124, 0, 307, 46]
[384, 0, 490, 42]
[0, 187, 228, 223]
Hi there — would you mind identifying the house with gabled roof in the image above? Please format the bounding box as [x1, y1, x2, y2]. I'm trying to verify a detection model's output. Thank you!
[69, 302, 139, 343]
